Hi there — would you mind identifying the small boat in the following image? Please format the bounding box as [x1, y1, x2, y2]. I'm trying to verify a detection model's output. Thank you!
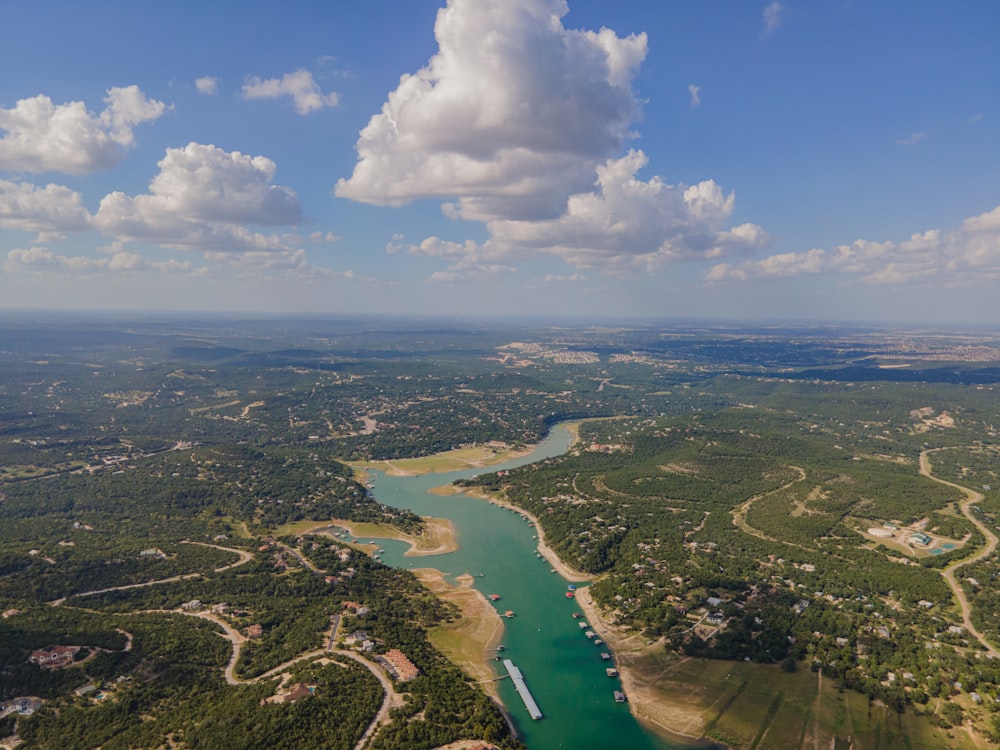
[585, 630, 595, 639]
[614, 690, 626, 703]
[550, 569, 556, 573]
[572, 613, 582, 619]
[489, 594, 501, 601]
[567, 584, 576, 591]
[606, 668, 619, 677]
[600, 652, 612, 661]
[579, 622, 588, 629]
[594, 639, 603, 646]
[495, 645, 506, 651]
[565, 591, 575, 599]
[505, 610, 515, 618]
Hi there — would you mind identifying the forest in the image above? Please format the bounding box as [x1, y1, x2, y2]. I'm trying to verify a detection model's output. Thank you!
[2, 314, 999, 747]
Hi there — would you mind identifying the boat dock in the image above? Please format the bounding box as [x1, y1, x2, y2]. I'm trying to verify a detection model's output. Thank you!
[503, 659, 543, 720]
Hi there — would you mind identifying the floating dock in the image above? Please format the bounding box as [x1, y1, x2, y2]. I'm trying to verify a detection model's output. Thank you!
[503, 659, 543, 720]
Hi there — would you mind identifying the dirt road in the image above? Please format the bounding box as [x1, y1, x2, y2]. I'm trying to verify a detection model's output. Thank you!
[920, 449, 999, 658]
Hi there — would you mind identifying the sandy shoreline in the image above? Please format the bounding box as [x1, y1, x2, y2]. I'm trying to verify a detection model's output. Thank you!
[459, 487, 595, 583]
[354, 443, 536, 478]
[307, 516, 459, 557]
[349, 421, 714, 747]
[413, 568, 506, 702]
[575, 588, 714, 747]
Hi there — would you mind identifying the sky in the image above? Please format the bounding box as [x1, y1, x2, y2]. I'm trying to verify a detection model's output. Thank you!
[1, 0, 998, 324]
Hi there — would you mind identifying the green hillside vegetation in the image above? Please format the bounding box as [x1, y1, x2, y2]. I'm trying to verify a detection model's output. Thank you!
[2, 316, 999, 747]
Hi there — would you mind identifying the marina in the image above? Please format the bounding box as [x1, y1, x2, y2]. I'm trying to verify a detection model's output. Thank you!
[363, 423, 676, 749]
[503, 659, 543, 720]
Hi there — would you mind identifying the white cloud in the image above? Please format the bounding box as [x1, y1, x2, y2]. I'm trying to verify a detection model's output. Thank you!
[897, 132, 927, 146]
[308, 230, 339, 243]
[0, 86, 166, 173]
[688, 84, 701, 108]
[399, 235, 518, 280]
[94, 142, 302, 253]
[408, 150, 767, 275]
[195, 77, 220, 95]
[535, 272, 585, 285]
[706, 205, 1000, 285]
[0, 179, 91, 233]
[3, 245, 190, 275]
[336, 0, 648, 221]
[242, 70, 338, 115]
[763, 2, 783, 34]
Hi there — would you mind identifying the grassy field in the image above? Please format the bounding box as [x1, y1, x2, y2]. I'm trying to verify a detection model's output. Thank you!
[416, 570, 504, 701]
[630, 655, 987, 750]
[354, 442, 532, 476]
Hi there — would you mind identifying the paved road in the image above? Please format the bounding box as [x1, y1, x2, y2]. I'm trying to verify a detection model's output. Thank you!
[920, 449, 1000, 658]
[54, 542, 400, 748]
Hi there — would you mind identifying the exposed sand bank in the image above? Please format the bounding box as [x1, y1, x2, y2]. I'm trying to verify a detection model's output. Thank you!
[353, 443, 535, 478]
[414, 569, 505, 702]
[575, 588, 715, 747]
[304, 516, 459, 557]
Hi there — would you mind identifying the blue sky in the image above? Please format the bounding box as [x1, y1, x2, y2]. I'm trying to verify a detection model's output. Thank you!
[1, 0, 998, 324]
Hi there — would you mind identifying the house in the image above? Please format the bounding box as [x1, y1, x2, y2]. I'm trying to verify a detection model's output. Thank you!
[30, 645, 80, 669]
[262, 682, 315, 704]
[380, 649, 419, 681]
[244, 624, 264, 639]
[344, 631, 368, 646]
[908, 532, 931, 546]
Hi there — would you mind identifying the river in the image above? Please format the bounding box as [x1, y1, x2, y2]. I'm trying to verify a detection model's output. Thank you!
[364, 423, 684, 750]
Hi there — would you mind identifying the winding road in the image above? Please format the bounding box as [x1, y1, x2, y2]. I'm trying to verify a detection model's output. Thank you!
[919, 449, 999, 658]
[731, 465, 807, 542]
[52, 541, 402, 750]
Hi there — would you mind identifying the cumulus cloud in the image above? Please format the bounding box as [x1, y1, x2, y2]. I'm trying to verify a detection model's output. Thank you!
[94, 142, 302, 253]
[0, 179, 92, 233]
[195, 76, 220, 95]
[0, 86, 167, 173]
[242, 70, 338, 114]
[706, 205, 1000, 285]
[395, 151, 769, 280]
[396, 235, 518, 280]
[336, 0, 647, 221]
[202, 247, 354, 281]
[308, 230, 339, 243]
[763, 2, 783, 34]
[4, 245, 191, 275]
[406, 150, 768, 276]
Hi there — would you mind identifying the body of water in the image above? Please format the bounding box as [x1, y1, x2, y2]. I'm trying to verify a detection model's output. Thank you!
[364, 424, 691, 750]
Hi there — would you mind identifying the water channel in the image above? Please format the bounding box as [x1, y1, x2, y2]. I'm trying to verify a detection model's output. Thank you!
[362, 423, 688, 750]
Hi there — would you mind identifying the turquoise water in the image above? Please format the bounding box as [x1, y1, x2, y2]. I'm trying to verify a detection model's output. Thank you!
[365, 425, 699, 750]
